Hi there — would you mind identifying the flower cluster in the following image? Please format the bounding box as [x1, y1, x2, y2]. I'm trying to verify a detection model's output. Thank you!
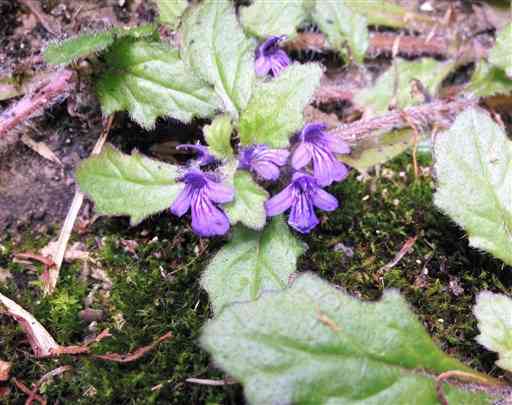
[169, 36, 350, 237]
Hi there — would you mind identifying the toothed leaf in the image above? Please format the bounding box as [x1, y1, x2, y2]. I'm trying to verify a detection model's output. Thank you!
[76, 144, 183, 225]
[202, 273, 491, 405]
[204, 114, 234, 159]
[434, 108, 512, 266]
[239, 63, 323, 148]
[312, 0, 368, 63]
[201, 216, 303, 314]
[156, 0, 188, 29]
[475, 291, 512, 373]
[224, 171, 269, 230]
[96, 38, 220, 128]
[181, 0, 256, 118]
[466, 61, 512, 97]
[240, 0, 306, 39]
[489, 23, 512, 78]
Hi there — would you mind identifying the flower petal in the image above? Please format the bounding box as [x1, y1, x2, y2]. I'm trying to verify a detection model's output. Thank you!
[291, 143, 312, 170]
[301, 122, 327, 140]
[205, 179, 235, 204]
[170, 185, 192, 217]
[312, 146, 337, 187]
[269, 50, 290, 76]
[312, 188, 338, 212]
[264, 148, 290, 166]
[318, 133, 351, 154]
[191, 192, 230, 237]
[288, 193, 319, 234]
[255, 56, 272, 77]
[332, 160, 349, 182]
[253, 161, 280, 181]
[265, 185, 294, 216]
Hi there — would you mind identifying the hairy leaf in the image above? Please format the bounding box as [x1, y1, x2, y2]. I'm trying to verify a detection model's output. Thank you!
[240, 0, 306, 39]
[434, 108, 512, 266]
[204, 114, 233, 159]
[201, 217, 303, 314]
[44, 24, 157, 65]
[474, 291, 512, 372]
[489, 23, 512, 78]
[181, 0, 256, 117]
[156, 0, 188, 29]
[202, 273, 491, 405]
[239, 63, 323, 148]
[355, 58, 454, 115]
[340, 129, 414, 172]
[466, 61, 512, 97]
[76, 144, 183, 225]
[96, 38, 220, 128]
[224, 171, 269, 230]
[312, 0, 368, 63]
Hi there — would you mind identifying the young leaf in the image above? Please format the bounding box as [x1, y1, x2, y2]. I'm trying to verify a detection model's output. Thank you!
[44, 24, 157, 65]
[156, 0, 188, 29]
[474, 291, 512, 373]
[202, 273, 492, 405]
[181, 0, 256, 117]
[339, 129, 414, 172]
[239, 63, 323, 148]
[466, 61, 512, 97]
[76, 144, 183, 226]
[224, 171, 269, 230]
[204, 114, 233, 159]
[489, 23, 512, 78]
[201, 216, 303, 314]
[355, 58, 454, 115]
[240, 0, 306, 39]
[96, 38, 220, 129]
[434, 108, 512, 266]
[312, 0, 368, 63]
[44, 31, 114, 65]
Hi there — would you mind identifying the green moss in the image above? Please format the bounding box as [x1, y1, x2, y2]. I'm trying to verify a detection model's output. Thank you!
[0, 151, 508, 403]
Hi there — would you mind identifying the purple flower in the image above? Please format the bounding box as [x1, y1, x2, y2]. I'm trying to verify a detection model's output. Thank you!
[171, 168, 234, 237]
[291, 123, 350, 187]
[255, 35, 291, 77]
[177, 144, 216, 166]
[239, 145, 289, 181]
[265, 172, 338, 234]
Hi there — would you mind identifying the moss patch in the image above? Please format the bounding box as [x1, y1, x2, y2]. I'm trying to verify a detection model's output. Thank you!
[0, 152, 509, 403]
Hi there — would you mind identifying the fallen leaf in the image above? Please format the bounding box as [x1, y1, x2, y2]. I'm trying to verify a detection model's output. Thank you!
[20, 134, 63, 166]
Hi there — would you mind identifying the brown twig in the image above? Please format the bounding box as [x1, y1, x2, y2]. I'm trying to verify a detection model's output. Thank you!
[328, 98, 476, 142]
[185, 377, 238, 386]
[25, 366, 72, 405]
[0, 69, 75, 138]
[379, 236, 417, 273]
[11, 379, 46, 405]
[18, 0, 61, 36]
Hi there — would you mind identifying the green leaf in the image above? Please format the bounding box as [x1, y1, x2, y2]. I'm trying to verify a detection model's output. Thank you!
[202, 273, 491, 405]
[489, 23, 512, 78]
[434, 108, 512, 266]
[156, 0, 188, 29]
[181, 0, 256, 117]
[355, 58, 454, 115]
[96, 38, 220, 129]
[239, 63, 323, 148]
[76, 144, 183, 226]
[474, 291, 512, 373]
[340, 129, 414, 172]
[44, 31, 114, 65]
[312, 0, 368, 63]
[466, 61, 512, 97]
[240, 0, 306, 39]
[204, 114, 233, 159]
[44, 24, 157, 65]
[224, 171, 269, 230]
[201, 217, 303, 314]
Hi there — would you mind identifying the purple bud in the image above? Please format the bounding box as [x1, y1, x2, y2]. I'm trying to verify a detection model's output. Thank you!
[255, 35, 291, 77]
[291, 123, 350, 187]
[239, 144, 289, 181]
[171, 168, 234, 237]
[265, 172, 338, 234]
[177, 144, 217, 166]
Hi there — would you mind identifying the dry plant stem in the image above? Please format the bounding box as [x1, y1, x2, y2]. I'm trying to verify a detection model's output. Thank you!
[11, 379, 46, 405]
[328, 98, 476, 142]
[0, 69, 74, 137]
[186, 378, 238, 386]
[18, 0, 61, 35]
[25, 366, 72, 405]
[44, 115, 114, 295]
[399, 111, 422, 178]
[436, 370, 506, 405]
